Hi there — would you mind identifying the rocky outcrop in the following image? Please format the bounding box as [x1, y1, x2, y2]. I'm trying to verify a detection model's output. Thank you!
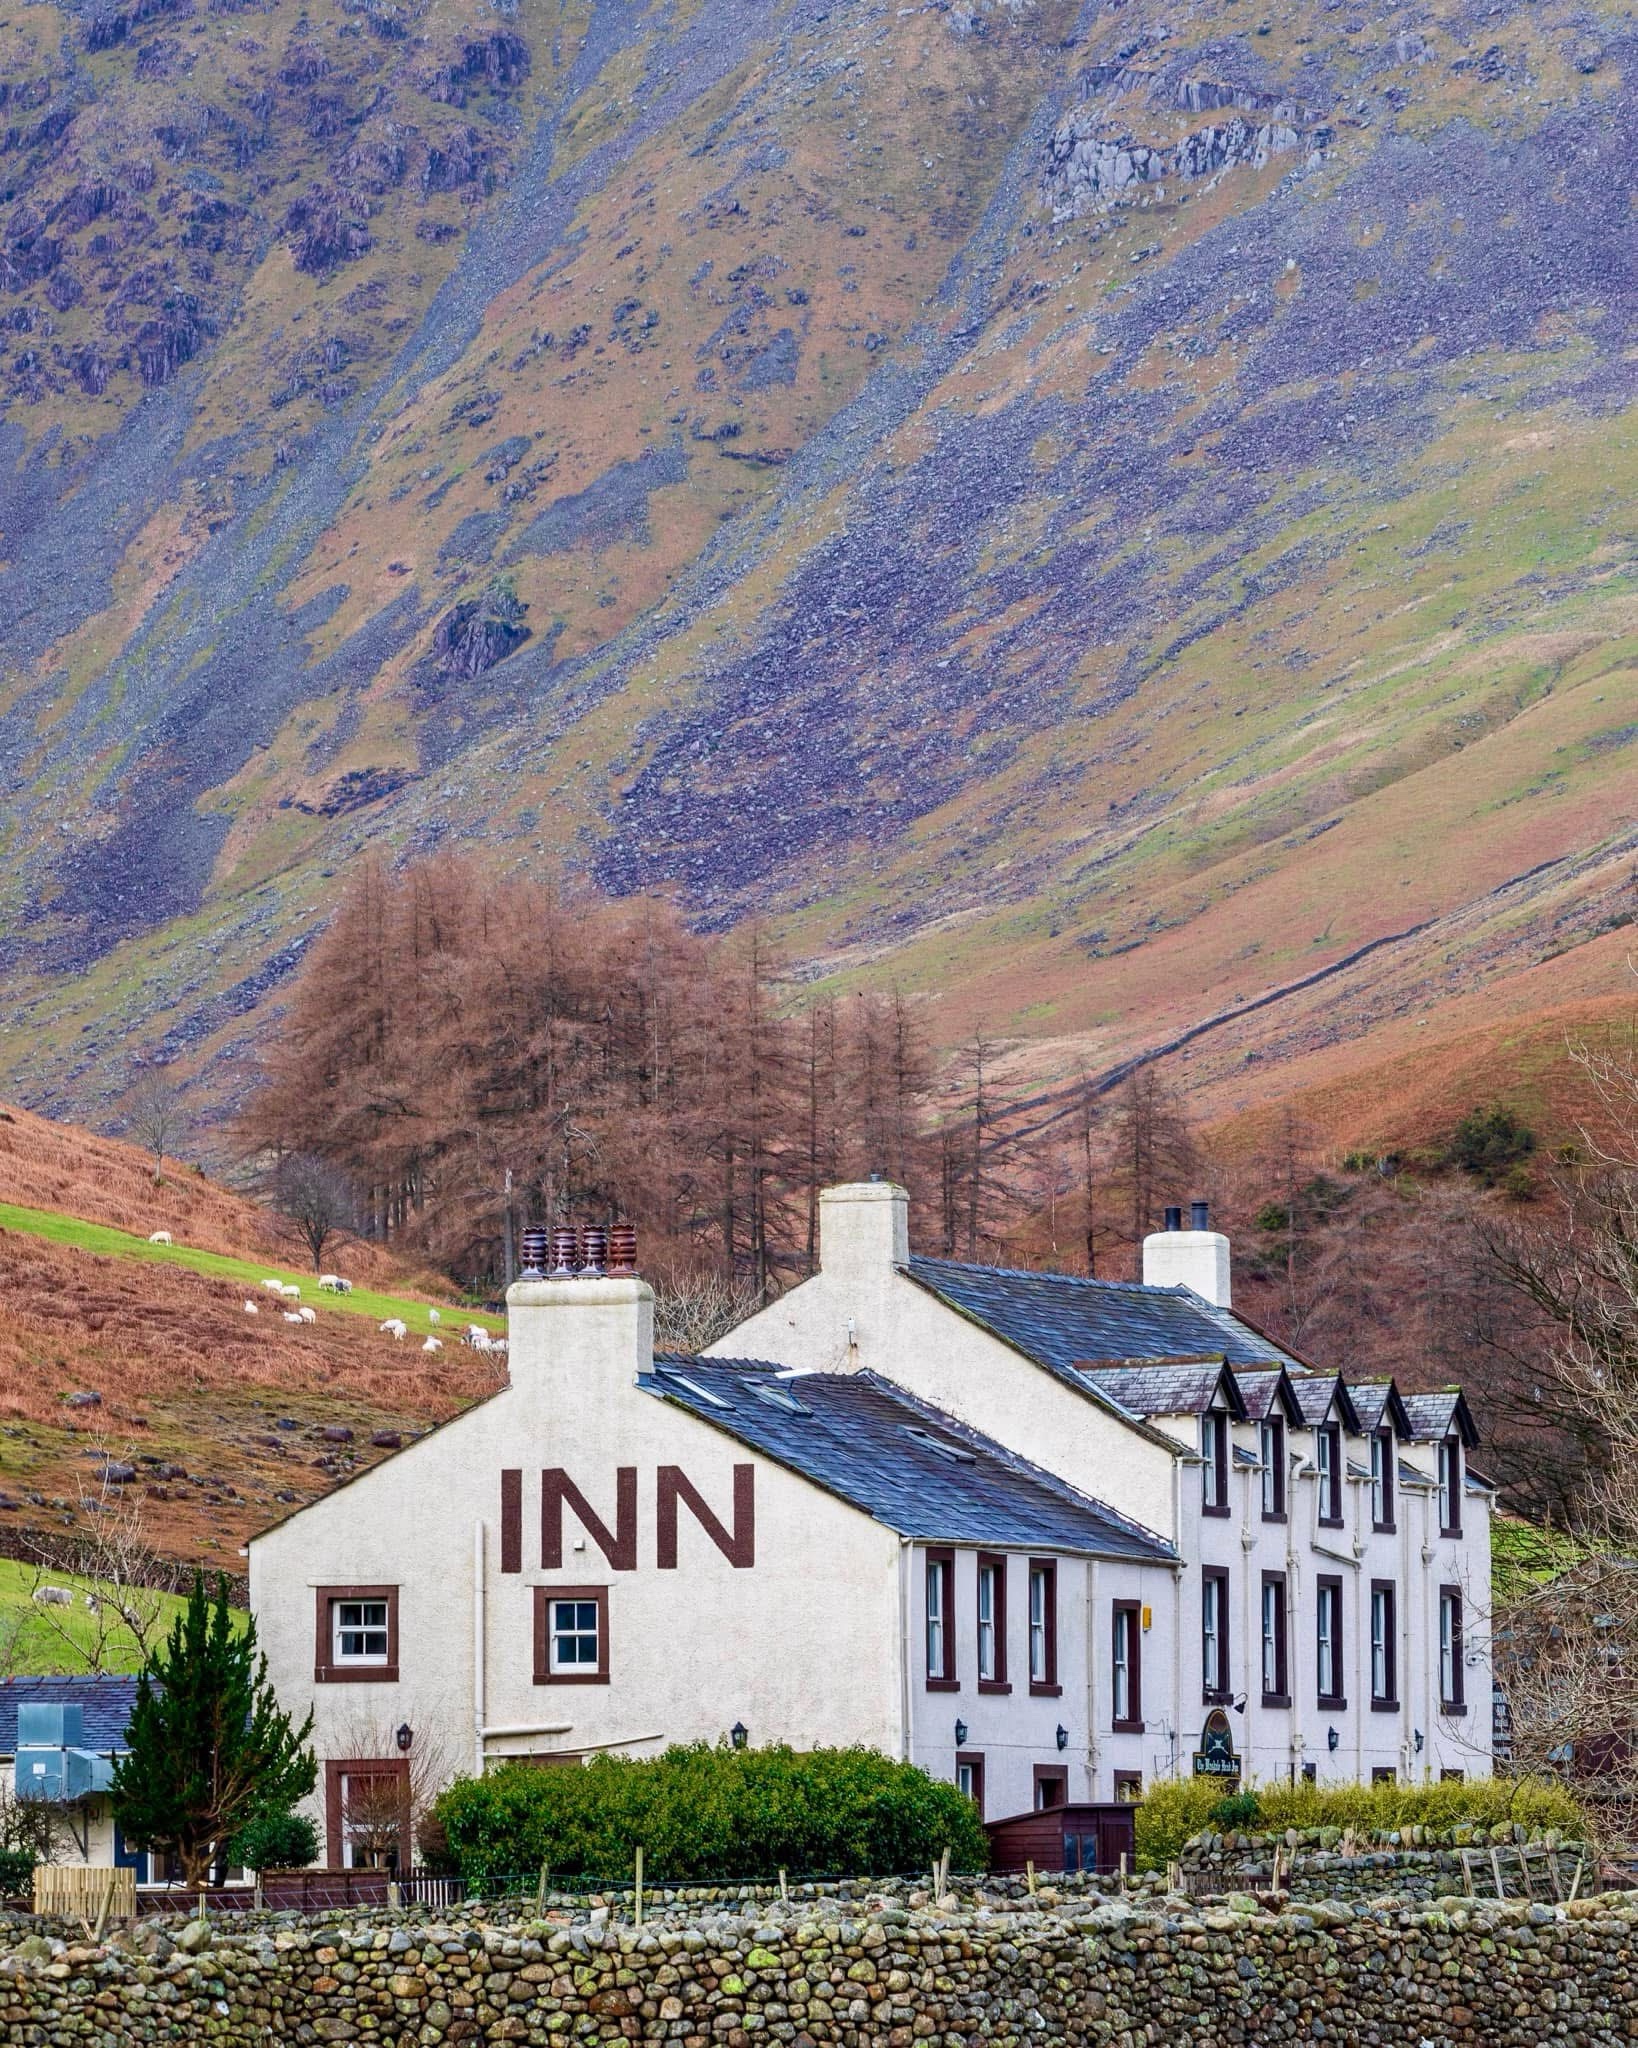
[1045, 110, 1325, 217]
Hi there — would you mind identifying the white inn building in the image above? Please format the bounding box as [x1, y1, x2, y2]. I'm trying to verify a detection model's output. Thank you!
[248, 1183, 1493, 1869]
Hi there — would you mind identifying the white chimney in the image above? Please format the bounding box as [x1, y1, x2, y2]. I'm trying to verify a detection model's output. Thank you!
[1142, 1199, 1232, 1308]
[505, 1224, 653, 1402]
[818, 1179, 910, 1279]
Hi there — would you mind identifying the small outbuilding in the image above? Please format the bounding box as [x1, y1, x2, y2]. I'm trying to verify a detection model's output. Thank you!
[985, 1800, 1137, 1876]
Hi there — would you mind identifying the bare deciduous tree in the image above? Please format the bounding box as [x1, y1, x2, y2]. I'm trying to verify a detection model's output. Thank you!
[653, 1270, 765, 1355]
[271, 1152, 359, 1272]
[124, 1065, 186, 1184]
[24, 1457, 182, 1673]
[1485, 1027, 1638, 1827]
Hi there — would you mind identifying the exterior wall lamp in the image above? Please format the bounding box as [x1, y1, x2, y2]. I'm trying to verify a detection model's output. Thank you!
[1327, 1727, 1340, 1753]
[954, 1719, 968, 1748]
[1055, 1725, 1069, 1752]
[395, 1724, 414, 1753]
[730, 1721, 749, 1750]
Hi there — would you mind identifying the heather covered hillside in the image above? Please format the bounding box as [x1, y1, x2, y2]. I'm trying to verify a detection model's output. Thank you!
[0, 0, 1634, 1125]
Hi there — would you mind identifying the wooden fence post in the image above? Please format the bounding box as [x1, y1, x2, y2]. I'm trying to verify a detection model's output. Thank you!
[634, 1846, 644, 1929]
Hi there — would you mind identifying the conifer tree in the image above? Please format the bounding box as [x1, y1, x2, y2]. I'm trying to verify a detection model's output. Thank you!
[110, 1575, 315, 1889]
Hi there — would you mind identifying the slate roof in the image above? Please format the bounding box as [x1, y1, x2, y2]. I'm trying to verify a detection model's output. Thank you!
[1231, 1368, 1301, 1423]
[1078, 1361, 1244, 1420]
[640, 1357, 1175, 1561]
[1401, 1391, 1480, 1447]
[904, 1257, 1300, 1384]
[0, 1675, 139, 1756]
[1287, 1375, 1359, 1431]
[1348, 1381, 1400, 1435]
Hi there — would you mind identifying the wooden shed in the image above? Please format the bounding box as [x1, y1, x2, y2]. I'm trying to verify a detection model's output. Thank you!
[984, 1801, 1137, 1875]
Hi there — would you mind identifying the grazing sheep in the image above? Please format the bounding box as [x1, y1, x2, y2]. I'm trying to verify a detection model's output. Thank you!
[379, 1318, 407, 1340]
[297, 1306, 317, 1324]
[428, 1308, 440, 1324]
[317, 1275, 352, 1293]
[147, 1230, 173, 1245]
[243, 1301, 259, 1314]
[32, 1587, 72, 1608]
[283, 1311, 305, 1324]
[280, 1283, 301, 1299]
[422, 1335, 442, 1353]
[261, 1278, 286, 1293]
[465, 1324, 488, 1342]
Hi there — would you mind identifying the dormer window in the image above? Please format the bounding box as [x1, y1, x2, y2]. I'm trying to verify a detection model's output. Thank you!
[1370, 1430, 1395, 1532]
[1316, 1423, 1343, 1526]
[1201, 1410, 1230, 1516]
[1438, 1438, 1462, 1536]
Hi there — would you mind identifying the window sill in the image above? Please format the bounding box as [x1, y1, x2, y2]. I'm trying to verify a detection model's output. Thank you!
[1370, 1699, 1400, 1714]
[1317, 1695, 1347, 1712]
[1261, 1511, 1287, 1525]
[1373, 1522, 1397, 1536]
[977, 1680, 1012, 1696]
[1441, 1702, 1469, 1718]
[1111, 1719, 1145, 1736]
[537, 1672, 610, 1686]
[925, 1677, 961, 1693]
[1029, 1682, 1063, 1698]
[315, 1665, 398, 1684]
[1202, 1689, 1233, 1708]
[1201, 1504, 1232, 1519]
[1317, 1516, 1344, 1531]
[1440, 1527, 1462, 1541]
[1261, 1693, 1290, 1710]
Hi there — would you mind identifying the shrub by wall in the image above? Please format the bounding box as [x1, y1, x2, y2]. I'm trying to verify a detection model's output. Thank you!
[433, 1744, 990, 1885]
[1135, 1777, 1585, 1871]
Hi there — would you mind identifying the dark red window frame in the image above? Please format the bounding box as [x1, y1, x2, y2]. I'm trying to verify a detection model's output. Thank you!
[1202, 1565, 1231, 1704]
[1028, 1558, 1060, 1696]
[925, 1547, 958, 1691]
[1315, 1573, 1346, 1710]
[977, 1551, 1010, 1694]
[1111, 1600, 1144, 1733]
[314, 1585, 399, 1685]
[533, 1584, 610, 1685]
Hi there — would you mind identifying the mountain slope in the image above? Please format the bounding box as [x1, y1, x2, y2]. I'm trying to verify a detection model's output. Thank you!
[1, 0, 1634, 1124]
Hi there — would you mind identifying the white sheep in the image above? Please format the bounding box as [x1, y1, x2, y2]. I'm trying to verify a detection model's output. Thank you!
[243, 1301, 259, 1315]
[428, 1308, 440, 1324]
[422, 1335, 442, 1353]
[32, 1587, 72, 1608]
[261, 1278, 285, 1294]
[147, 1230, 172, 1245]
[380, 1318, 407, 1340]
[465, 1324, 488, 1342]
[280, 1283, 301, 1299]
[283, 1311, 305, 1324]
[318, 1275, 352, 1293]
[298, 1306, 317, 1324]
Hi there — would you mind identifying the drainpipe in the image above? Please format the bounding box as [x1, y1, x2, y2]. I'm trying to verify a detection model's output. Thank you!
[473, 1519, 487, 1777]
[1085, 1560, 1100, 1799]
[898, 1538, 913, 1763]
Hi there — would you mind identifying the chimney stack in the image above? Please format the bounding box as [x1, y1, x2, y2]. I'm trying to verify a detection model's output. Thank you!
[506, 1219, 652, 1406]
[1142, 1195, 1232, 1307]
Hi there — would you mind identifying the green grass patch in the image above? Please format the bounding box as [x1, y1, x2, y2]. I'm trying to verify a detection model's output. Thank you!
[1134, 1775, 1586, 1872]
[1491, 1515, 1587, 1603]
[0, 1203, 500, 1338]
[0, 1558, 246, 1676]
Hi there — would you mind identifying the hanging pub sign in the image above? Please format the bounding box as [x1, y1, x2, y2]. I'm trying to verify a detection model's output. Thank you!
[1193, 1708, 1241, 1780]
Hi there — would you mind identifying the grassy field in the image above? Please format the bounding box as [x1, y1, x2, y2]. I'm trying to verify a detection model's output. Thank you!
[0, 1558, 246, 1676]
[0, 1203, 502, 1339]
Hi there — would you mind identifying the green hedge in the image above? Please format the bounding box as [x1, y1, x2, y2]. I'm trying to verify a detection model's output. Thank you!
[433, 1744, 990, 1886]
[0, 1847, 31, 1898]
[1134, 1777, 1587, 1873]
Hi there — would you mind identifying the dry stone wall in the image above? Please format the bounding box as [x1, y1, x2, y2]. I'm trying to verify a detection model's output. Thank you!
[4, 1888, 1638, 2045]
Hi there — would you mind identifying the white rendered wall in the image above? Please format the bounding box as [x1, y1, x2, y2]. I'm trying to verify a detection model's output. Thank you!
[251, 1277, 906, 1858]
[711, 1184, 1180, 1543]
